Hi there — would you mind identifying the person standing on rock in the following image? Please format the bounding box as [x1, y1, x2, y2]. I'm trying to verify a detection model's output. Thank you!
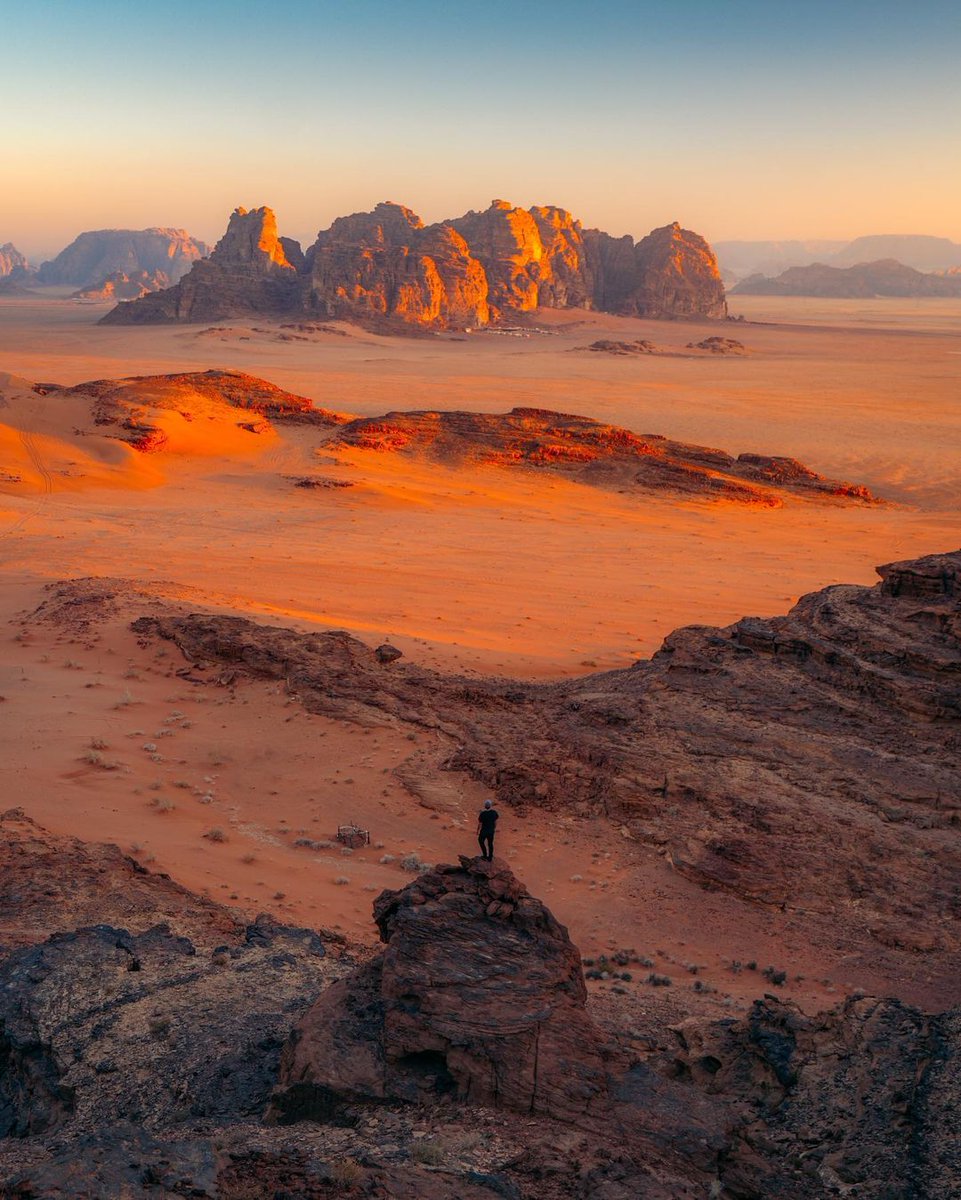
[477, 798, 499, 862]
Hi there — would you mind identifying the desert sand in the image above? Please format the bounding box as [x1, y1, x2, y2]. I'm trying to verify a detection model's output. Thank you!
[1, 294, 959, 1018]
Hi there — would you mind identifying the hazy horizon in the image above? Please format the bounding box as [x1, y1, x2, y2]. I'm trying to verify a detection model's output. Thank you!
[5, 0, 960, 260]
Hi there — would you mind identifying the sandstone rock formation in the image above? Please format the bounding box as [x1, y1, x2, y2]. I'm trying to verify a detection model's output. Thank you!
[586, 222, 728, 318]
[688, 336, 746, 354]
[306, 202, 490, 328]
[62, 368, 343, 450]
[273, 857, 615, 1122]
[329, 406, 879, 505]
[71, 268, 173, 300]
[42, 368, 874, 503]
[102, 200, 727, 328]
[99, 208, 299, 324]
[36, 227, 207, 289]
[0, 242, 30, 280]
[1, 807, 958, 1197]
[133, 550, 961, 999]
[448, 200, 594, 317]
[732, 258, 961, 298]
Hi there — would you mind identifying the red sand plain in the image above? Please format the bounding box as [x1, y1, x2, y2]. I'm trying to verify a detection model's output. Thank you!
[1, 294, 959, 1016]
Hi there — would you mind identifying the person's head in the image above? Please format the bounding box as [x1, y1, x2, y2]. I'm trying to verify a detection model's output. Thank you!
[484, 799, 493, 809]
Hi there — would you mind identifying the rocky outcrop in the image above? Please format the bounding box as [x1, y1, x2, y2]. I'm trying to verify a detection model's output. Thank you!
[132, 549, 961, 988]
[329, 406, 879, 505]
[448, 200, 593, 316]
[0, 808, 240, 955]
[103, 200, 726, 327]
[70, 268, 173, 300]
[0, 243, 30, 280]
[36, 227, 207, 289]
[99, 208, 299, 324]
[67, 368, 329, 421]
[674, 996, 961, 1198]
[1, 809, 959, 1197]
[732, 258, 961, 298]
[273, 857, 614, 1123]
[587, 222, 727, 318]
[306, 202, 490, 328]
[688, 336, 746, 354]
[61, 368, 342, 450]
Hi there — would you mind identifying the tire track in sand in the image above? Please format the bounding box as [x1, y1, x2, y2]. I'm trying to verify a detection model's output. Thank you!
[0, 429, 53, 543]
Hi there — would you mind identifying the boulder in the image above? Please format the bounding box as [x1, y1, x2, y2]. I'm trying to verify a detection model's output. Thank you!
[272, 857, 614, 1123]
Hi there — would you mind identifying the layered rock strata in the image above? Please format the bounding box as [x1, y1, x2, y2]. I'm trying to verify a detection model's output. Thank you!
[330, 406, 876, 504]
[102, 200, 727, 327]
[272, 857, 616, 1123]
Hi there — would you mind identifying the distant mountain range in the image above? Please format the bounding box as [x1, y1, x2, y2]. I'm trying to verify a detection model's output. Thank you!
[100, 200, 728, 329]
[731, 258, 961, 299]
[716, 234, 961, 281]
[35, 228, 209, 293]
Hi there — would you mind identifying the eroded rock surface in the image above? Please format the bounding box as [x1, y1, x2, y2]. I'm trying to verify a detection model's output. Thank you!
[0, 812, 958, 1196]
[330, 406, 877, 505]
[273, 857, 615, 1122]
[61, 369, 343, 450]
[101, 199, 727, 328]
[674, 996, 961, 1198]
[71, 269, 174, 301]
[132, 550, 961, 982]
[99, 208, 299, 324]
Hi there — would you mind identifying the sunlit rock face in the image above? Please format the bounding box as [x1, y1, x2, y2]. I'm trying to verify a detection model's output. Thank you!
[449, 200, 545, 314]
[100, 206, 302, 324]
[209, 206, 298, 273]
[0, 242, 31, 279]
[102, 201, 726, 327]
[307, 202, 490, 328]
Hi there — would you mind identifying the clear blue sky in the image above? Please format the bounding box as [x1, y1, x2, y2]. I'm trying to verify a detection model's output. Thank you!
[4, 0, 960, 257]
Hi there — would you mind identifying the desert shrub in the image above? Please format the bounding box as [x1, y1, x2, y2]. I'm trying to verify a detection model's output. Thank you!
[400, 853, 430, 872]
[328, 1159, 363, 1188]
[410, 1140, 445, 1166]
[647, 973, 672, 987]
[203, 827, 227, 843]
[334, 876, 350, 886]
[763, 966, 787, 987]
